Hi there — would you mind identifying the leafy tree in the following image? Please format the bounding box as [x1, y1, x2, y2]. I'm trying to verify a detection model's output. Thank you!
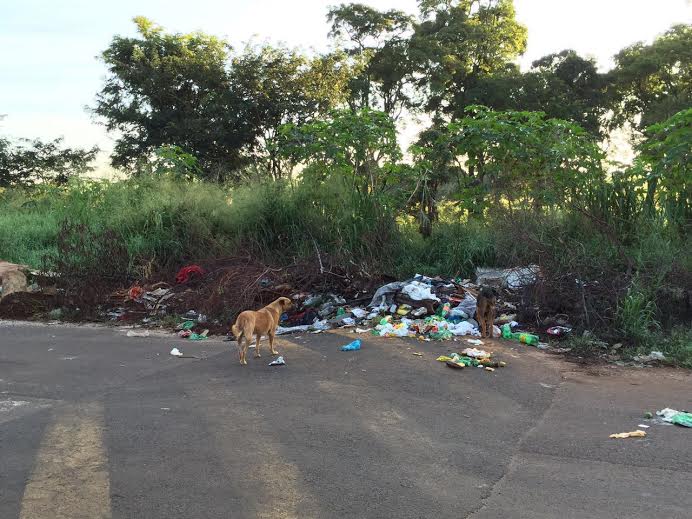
[520, 50, 607, 136]
[139, 145, 202, 180]
[410, 106, 604, 233]
[409, 0, 527, 117]
[276, 108, 401, 195]
[609, 24, 692, 131]
[0, 135, 98, 187]
[232, 46, 352, 179]
[328, 3, 415, 117]
[635, 108, 691, 221]
[452, 51, 607, 137]
[95, 17, 258, 181]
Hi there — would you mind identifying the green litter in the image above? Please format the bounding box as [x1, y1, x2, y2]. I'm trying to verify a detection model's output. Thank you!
[671, 412, 692, 428]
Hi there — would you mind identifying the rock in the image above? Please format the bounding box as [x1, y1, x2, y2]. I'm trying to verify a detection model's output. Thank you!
[0, 261, 29, 301]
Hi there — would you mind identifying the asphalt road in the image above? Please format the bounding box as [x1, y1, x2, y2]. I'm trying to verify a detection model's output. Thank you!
[1, 320, 690, 519]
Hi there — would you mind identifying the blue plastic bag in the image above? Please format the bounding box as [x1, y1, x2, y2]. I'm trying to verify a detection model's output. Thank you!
[341, 339, 361, 351]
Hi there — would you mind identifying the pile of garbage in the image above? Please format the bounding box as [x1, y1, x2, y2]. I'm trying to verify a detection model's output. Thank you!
[277, 272, 528, 341]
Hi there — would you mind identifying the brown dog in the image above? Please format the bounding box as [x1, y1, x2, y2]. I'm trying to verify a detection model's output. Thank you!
[475, 286, 498, 338]
[231, 297, 292, 365]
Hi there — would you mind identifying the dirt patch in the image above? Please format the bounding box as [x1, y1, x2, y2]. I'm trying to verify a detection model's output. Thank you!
[0, 292, 57, 319]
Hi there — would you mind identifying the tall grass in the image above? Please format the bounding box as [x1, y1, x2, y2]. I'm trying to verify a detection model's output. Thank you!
[0, 177, 404, 275]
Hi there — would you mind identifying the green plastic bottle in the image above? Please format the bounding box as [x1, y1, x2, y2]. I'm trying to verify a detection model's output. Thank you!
[501, 323, 539, 346]
[437, 303, 451, 318]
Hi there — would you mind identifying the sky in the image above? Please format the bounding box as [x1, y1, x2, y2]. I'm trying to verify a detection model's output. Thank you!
[1, 0, 690, 161]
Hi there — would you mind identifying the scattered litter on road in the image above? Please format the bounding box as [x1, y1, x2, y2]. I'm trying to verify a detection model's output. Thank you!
[441, 351, 507, 371]
[126, 330, 150, 338]
[170, 348, 183, 357]
[644, 411, 653, 419]
[188, 330, 209, 341]
[412, 352, 423, 357]
[461, 347, 489, 358]
[657, 408, 679, 421]
[657, 408, 692, 427]
[341, 339, 361, 351]
[276, 325, 311, 335]
[269, 356, 286, 366]
[609, 430, 647, 439]
[355, 327, 371, 334]
[672, 413, 692, 428]
[637, 424, 650, 429]
[466, 338, 484, 346]
[540, 383, 555, 389]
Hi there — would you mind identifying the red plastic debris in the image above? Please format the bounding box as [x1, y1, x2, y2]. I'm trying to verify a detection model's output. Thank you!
[128, 285, 144, 300]
[175, 265, 205, 284]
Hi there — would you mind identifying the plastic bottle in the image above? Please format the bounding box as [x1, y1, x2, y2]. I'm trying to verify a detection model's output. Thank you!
[341, 339, 362, 351]
[436, 302, 451, 318]
[501, 323, 539, 346]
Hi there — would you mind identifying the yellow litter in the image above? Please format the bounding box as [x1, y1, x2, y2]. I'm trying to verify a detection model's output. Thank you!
[609, 430, 647, 439]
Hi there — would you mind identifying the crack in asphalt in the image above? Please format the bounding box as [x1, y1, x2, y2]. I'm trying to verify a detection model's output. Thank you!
[464, 378, 563, 519]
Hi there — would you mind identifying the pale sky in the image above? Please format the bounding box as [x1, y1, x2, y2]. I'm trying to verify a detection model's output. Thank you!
[1, 0, 690, 159]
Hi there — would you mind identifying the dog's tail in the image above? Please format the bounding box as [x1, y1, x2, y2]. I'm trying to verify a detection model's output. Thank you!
[231, 323, 242, 340]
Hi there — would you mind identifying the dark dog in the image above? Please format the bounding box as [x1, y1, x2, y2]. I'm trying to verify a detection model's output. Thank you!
[476, 286, 498, 338]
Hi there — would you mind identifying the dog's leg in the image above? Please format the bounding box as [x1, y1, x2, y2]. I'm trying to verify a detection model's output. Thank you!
[488, 307, 496, 338]
[241, 336, 249, 365]
[478, 312, 483, 338]
[269, 331, 278, 355]
[477, 307, 485, 338]
[254, 334, 262, 358]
